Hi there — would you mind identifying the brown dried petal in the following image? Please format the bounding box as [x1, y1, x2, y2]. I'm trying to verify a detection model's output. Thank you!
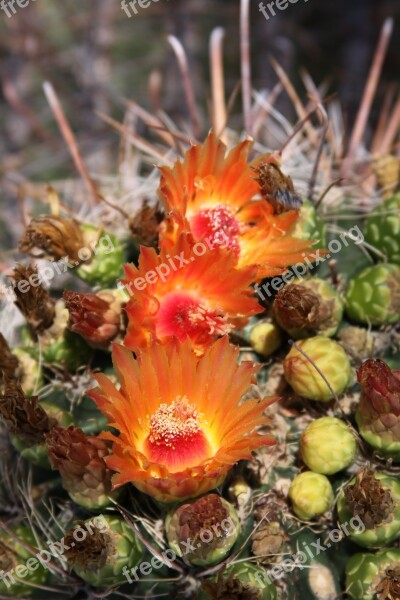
[0, 380, 56, 445]
[344, 469, 395, 529]
[357, 359, 400, 426]
[129, 201, 164, 248]
[12, 264, 55, 335]
[45, 426, 113, 496]
[64, 521, 113, 571]
[253, 155, 302, 214]
[274, 284, 322, 333]
[0, 334, 19, 382]
[64, 290, 121, 346]
[19, 215, 85, 263]
[176, 494, 229, 545]
[375, 566, 400, 600]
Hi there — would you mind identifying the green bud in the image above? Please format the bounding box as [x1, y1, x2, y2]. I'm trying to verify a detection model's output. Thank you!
[76, 225, 125, 288]
[249, 322, 283, 357]
[345, 263, 400, 325]
[283, 336, 352, 401]
[337, 469, 400, 548]
[165, 493, 239, 567]
[291, 198, 327, 249]
[64, 515, 143, 587]
[289, 471, 334, 520]
[364, 193, 400, 265]
[346, 548, 400, 599]
[300, 417, 357, 474]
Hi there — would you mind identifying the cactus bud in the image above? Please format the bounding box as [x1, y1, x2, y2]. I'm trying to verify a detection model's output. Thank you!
[249, 322, 283, 357]
[356, 358, 400, 460]
[300, 417, 357, 474]
[346, 549, 400, 600]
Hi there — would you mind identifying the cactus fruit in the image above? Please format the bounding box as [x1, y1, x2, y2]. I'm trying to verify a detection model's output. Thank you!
[283, 336, 352, 401]
[300, 417, 358, 474]
[364, 194, 400, 264]
[289, 471, 334, 520]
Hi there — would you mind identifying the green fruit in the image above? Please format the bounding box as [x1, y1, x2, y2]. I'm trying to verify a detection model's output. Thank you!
[346, 548, 400, 599]
[0, 525, 48, 597]
[249, 322, 283, 357]
[289, 472, 334, 520]
[364, 193, 400, 264]
[291, 198, 327, 249]
[300, 417, 357, 475]
[337, 471, 400, 548]
[283, 336, 352, 401]
[76, 225, 125, 288]
[67, 515, 143, 587]
[42, 330, 91, 371]
[345, 263, 400, 325]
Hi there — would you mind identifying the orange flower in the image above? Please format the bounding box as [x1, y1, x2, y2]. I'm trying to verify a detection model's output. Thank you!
[88, 337, 276, 503]
[159, 131, 317, 278]
[122, 216, 262, 354]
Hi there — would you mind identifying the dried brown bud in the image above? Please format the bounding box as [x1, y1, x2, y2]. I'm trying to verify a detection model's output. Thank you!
[0, 334, 19, 382]
[64, 290, 123, 346]
[253, 154, 302, 214]
[175, 494, 229, 546]
[251, 521, 287, 564]
[344, 469, 395, 529]
[129, 201, 164, 248]
[12, 264, 55, 335]
[375, 566, 400, 600]
[202, 578, 261, 600]
[0, 380, 56, 445]
[45, 426, 115, 509]
[19, 215, 85, 263]
[274, 284, 322, 334]
[64, 521, 113, 571]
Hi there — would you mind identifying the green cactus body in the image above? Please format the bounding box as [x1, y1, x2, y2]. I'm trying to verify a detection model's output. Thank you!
[0, 526, 48, 597]
[291, 199, 327, 249]
[76, 225, 125, 288]
[345, 263, 400, 325]
[300, 417, 358, 475]
[364, 194, 400, 264]
[346, 548, 400, 599]
[283, 336, 352, 402]
[337, 473, 400, 548]
[197, 561, 278, 599]
[69, 515, 143, 587]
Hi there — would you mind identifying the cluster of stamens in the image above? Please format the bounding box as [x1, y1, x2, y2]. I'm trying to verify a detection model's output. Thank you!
[149, 398, 202, 449]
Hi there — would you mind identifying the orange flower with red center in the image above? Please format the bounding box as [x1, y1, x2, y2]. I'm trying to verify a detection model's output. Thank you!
[122, 216, 262, 353]
[159, 131, 318, 278]
[88, 336, 276, 503]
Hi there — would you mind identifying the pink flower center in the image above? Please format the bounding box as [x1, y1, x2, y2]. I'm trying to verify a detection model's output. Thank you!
[190, 205, 241, 255]
[156, 292, 230, 345]
[145, 398, 212, 471]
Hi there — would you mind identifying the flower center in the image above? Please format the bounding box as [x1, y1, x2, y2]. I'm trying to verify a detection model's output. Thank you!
[190, 205, 241, 255]
[156, 292, 230, 345]
[145, 398, 212, 472]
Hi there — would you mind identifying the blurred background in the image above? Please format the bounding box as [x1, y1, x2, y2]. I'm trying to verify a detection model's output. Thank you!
[0, 0, 398, 197]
